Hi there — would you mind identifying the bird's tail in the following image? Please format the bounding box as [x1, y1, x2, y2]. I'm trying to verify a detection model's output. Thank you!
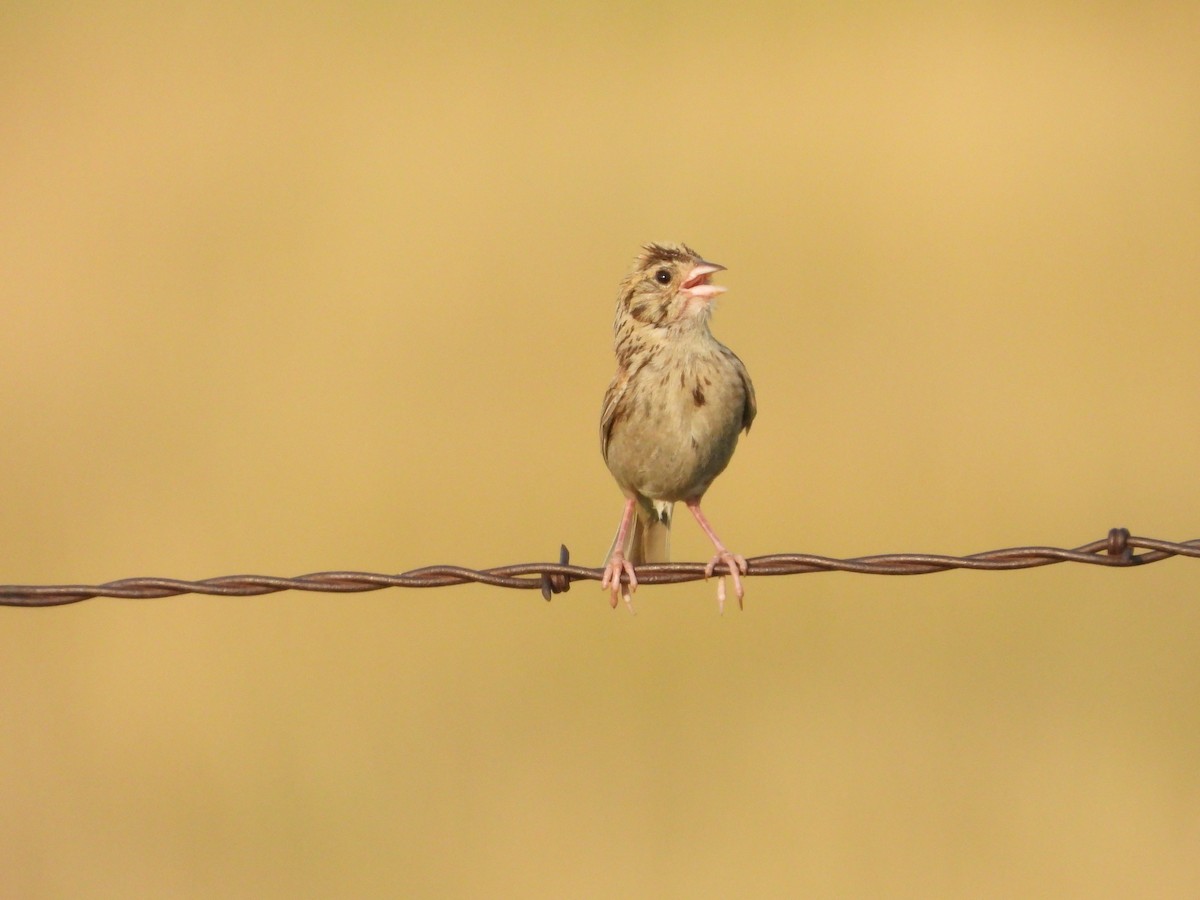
[606, 499, 673, 567]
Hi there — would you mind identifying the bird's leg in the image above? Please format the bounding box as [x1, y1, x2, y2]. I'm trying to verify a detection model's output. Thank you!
[685, 500, 748, 612]
[601, 498, 638, 610]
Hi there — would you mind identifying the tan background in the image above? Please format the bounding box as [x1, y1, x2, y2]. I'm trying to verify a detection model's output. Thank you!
[2, 3, 1199, 897]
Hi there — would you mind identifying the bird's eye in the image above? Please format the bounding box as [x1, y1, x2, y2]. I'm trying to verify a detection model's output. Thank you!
[654, 268, 672, 284]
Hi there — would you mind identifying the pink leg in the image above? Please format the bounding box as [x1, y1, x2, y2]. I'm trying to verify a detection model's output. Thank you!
[685, 500, 748, 612]
[601, 498, 638, 610]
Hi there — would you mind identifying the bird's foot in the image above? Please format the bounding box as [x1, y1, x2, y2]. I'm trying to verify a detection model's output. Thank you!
[703, 551, 748, 613]
[600, 551, 637, 612]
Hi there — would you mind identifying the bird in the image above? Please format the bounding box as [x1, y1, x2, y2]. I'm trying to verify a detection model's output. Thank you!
[599, 242, 756, 612]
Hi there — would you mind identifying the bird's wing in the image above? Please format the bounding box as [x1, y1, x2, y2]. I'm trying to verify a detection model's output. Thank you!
[725, 347, 757, 433]
[599, 369, 630, 459]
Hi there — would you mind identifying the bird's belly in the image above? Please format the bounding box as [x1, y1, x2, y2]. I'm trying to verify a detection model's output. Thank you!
[605, 372, 745, 502]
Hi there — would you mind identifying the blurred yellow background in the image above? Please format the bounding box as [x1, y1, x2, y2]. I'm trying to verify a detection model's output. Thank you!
[2, 2, 1198, 896]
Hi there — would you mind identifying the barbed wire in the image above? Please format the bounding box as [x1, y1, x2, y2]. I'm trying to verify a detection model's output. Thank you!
[1, 528, 1196, 608]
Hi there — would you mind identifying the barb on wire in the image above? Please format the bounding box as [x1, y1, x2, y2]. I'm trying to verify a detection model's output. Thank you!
[1, 528, 1196, 608]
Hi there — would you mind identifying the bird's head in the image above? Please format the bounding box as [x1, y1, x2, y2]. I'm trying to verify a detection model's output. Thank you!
[618, 242, 727, 329]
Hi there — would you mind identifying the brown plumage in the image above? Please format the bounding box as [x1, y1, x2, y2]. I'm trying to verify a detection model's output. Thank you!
[600, 243, 756, 611]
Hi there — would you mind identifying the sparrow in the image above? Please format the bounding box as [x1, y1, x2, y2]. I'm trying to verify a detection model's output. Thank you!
[599, 242, 756, 611]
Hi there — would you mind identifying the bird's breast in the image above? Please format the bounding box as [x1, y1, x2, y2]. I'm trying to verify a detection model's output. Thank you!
[604, 344, 747, 502]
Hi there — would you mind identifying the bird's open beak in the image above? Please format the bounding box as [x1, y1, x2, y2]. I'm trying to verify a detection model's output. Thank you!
[681, 261, 727, 299]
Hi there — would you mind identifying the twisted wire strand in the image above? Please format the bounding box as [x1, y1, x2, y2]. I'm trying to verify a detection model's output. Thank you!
[3, 529, 1196, 608]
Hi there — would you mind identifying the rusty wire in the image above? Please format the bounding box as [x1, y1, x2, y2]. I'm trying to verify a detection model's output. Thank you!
[1, 528, 1196, 608]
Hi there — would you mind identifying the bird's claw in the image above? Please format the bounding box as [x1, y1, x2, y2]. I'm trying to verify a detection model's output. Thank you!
[600, 552, 638, 612]
[703, 551, 748, 613]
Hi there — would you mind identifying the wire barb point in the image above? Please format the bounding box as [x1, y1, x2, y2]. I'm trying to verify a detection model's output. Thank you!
[540, 545, 572, 601]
